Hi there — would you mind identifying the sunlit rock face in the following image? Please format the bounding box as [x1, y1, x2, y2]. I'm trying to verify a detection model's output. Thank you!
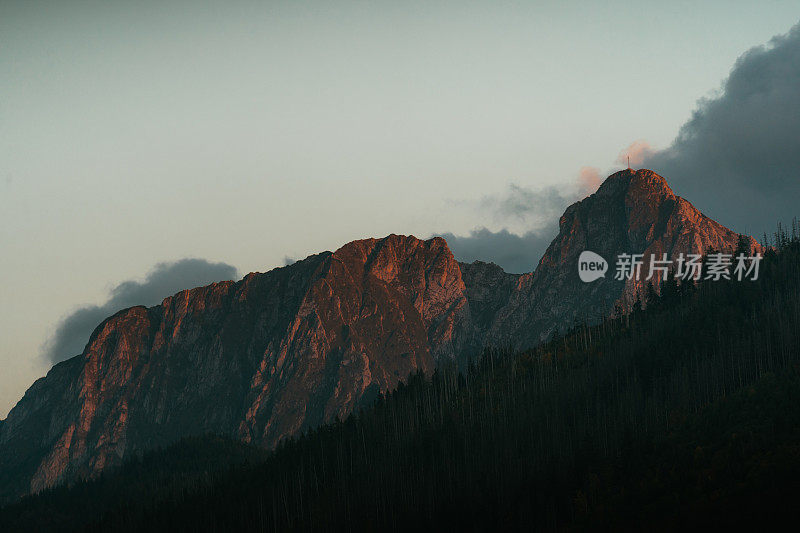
[0, 169, 759, 503]
[0, 235, 476, 501]
[474, 168, 762, 350]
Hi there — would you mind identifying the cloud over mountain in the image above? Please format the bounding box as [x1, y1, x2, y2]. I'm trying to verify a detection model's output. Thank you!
[43, 259, 239, 364]
[439, 167, 605, 273]
[437, 227, 556, 274]
[644, 22, 800, 237]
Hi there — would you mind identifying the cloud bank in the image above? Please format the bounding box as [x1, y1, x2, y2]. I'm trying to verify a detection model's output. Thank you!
[438, 227, 557, 274]
[645, 22, 800, 237]
[43, 258, 239, 364]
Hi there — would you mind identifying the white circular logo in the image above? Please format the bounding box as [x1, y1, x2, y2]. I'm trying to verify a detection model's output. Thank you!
[578, 251, 608, 282]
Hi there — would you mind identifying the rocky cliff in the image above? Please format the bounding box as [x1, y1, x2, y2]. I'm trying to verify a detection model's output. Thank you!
[0, 235, 477, 502]
[0, 169, 760, 503]
[474, 168, 762, 349]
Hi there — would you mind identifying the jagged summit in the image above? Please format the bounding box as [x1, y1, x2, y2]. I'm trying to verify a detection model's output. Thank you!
[576, 168, 671, 207]
[522, 167, 761, 343]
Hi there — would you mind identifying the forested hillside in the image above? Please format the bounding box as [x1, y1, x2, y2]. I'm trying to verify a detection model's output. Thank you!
[2, 227, 799, 532]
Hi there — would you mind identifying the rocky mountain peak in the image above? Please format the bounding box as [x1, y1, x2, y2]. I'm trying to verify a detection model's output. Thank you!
[478, 168, 762, 350]
[563, 168, 673, 226]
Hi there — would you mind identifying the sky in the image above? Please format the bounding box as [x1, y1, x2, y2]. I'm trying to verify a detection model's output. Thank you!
[2, 0, 799, 418]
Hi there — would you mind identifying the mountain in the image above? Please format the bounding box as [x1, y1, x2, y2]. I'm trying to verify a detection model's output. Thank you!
[0, 168, 760, 503]
[0, 236, 473, 503]
[3, 232, 798, 533]
[474, 168, 762, 349]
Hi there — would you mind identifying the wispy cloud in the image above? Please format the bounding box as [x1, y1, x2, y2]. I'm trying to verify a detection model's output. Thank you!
[477, 183, 568, 226]
[577, 166, 602, 196]
[439, 168, 605, 273]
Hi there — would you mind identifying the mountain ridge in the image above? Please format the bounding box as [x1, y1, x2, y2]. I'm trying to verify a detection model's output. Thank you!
[0, 168, 760, 503]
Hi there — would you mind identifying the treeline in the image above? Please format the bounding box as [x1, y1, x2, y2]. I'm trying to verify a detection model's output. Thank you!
[2, 229, 800, 532]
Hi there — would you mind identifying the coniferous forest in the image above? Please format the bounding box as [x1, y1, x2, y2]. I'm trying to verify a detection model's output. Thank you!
[2, 228, 800, 532]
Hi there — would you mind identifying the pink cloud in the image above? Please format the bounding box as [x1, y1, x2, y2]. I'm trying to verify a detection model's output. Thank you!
[577, 166, 601, 196]
[616, 140, 654, 167]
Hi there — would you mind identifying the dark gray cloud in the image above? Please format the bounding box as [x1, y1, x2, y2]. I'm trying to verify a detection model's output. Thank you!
[438, 226, 558, 274]
[645, 22, 800, 238]
[43, 258, 239, 364]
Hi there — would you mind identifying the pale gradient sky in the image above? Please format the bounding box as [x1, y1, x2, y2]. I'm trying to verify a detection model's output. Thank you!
[2, 0, 799, 417]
